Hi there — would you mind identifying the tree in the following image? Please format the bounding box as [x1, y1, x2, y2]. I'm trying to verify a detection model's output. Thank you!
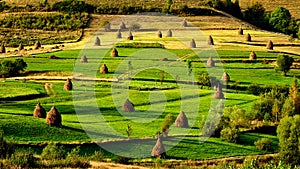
[269, 7, 292, 34]
[186, 60, 192, 76]
[126, 124, 132, 139]
[277, 115, 300, 166]
[276, 54, 294, 76]
[289, 77, 300, 114]
[166, 0, 173, 13]
[244, 2, 269, 28]
[223, 106, 251, 128]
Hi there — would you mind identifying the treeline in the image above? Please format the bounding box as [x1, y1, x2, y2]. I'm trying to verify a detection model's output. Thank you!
[0, 13, 89, 31]
[0, 0, 299, 37]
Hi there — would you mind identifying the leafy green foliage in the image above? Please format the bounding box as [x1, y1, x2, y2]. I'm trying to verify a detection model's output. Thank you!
[41, 143, 67, 160]
[0, 59, 27, 77]
[223, 106, 251, 128]
[53, 0, 95, 14]
[161, 113, 175, 132]
[0, 130, 15, 159]
[243, 2, 269, 29]
[8, 149, 37, 168]
[277, 115, 300, 166]
[269, 7, 292, 34]
[276, 55, 294, 76]
[0, 13, 89, 31]
[254, 138, 272, 151]
[220, 127, 239, 143]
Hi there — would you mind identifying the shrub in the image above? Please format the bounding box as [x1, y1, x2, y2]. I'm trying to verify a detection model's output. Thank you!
[8, 149, 38, 168]
[113, 156, 131, 164]
[254, 138, 272, 151]
[89, 150, 104, 161]
[65, 147, 90, 168]
[41, 143, 66, 160]
[0, 130, 15, 159]
[220, 127, 239, 143]
[161, 113, 175, 132]
[276, 54, 294, 76]
[248, 83, 263, 95]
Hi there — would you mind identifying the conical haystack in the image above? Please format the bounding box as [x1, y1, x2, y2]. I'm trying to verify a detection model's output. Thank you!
[100, 64, 108, 74]
[34, 41, 41, 49]
[213, 86, 225, 99]
[18, 43, 24, 51]
[157, 30, 162, 38]
[182, 19, 188, 27]
[266, 40, 273, 50]
[166, 29, 172, 37]
[122, 99, 135, 112]
[94, 37, 101, 46]
[116, 30, 122, 38]
[33, 103, 46, 118]
[119, 22, 126, 30]
[238, 27, 243, 35]
[151, 137, 166, 158]
[245, 33, 251, 42]
[190, 39, 196, 48]
[222, 72, 230, 82]
[111, 48, 118, 57]
[64, 78, 72, 90]
[207, 35, 214, 45]
[80, 55, 88, 63]
[207, 57, 215, 67]
[127, 31, 133, 40]
[0, 44, 5, 53]
[249, 51, 257, 60]
[46, 106, 62, 128]
[175, 111, 189, 128]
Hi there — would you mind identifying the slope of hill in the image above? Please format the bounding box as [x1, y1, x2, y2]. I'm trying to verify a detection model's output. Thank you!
[3, 0, 299, 18]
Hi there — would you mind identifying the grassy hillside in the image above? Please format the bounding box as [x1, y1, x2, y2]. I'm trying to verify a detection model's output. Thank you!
[3, 0, 300, 18]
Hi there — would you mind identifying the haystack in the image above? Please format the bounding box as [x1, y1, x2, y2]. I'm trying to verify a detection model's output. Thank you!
[221, 72, 230, 82]
[0, 44, 5, 53]
[238, 27, 243, 35]
[166, 29, 172, 37]
[116, 30, 122, 38]
[213, 86, 225, 99]
[207, 57, 215, 67]
[190, 39, 196, 48]
[249, 51, 257, 60]
[245, 33, 251, 42]
[127, 31, 133, 40]
[266, 40, 273, 50]
[175, 111, 189, 128]
[34, 41, 41, 49]
[122, 99, 135, 112]
[100, 64, 108, 74]
[46, 106, 62, 128]
[207, 35, 214, 45]
[111, 48, 118, 57]
[80, 55, 88, 63]
[151, 137, 166, 158]
[64, 78, 72, 90]
[33, 103, 46, 118]
[157, 30, 162, 38]
[18, 43, 24, 51]
[95, 37, 101, 46]
[182, 19, 188, 27]
[119, 22, 126, 30]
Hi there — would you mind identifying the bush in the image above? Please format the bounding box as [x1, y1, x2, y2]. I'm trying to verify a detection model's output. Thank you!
[248, 83, 263, 95]
[0, 59, 27, 77]
[0, 130, 14, 159]
[8, 149, 38, 168]
[113, 156, 131, 164]
[115, 42, 164, 48]
[41, 143, 66, 160]
[89, 150, 104, 161]
[254, 138, 272, 151]
[65, 147, 90, 168]
[220, 127, 239, 143]
[161, 113, 175, 132]
[276, 54, 294, 77]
